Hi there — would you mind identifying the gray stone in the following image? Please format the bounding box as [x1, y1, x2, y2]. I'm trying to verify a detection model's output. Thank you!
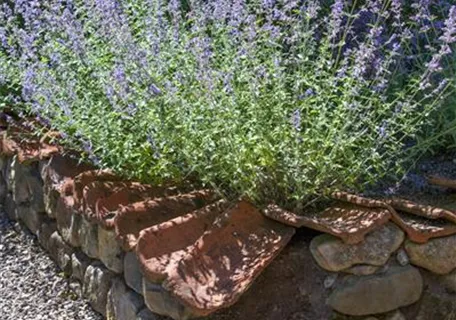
[17, 205, 45, 235]
[441, 269, 456, 293]
[396, 249, 409, 266]
[4, 157, 14, 192]
[405, 235, 456, 274]
[56, 197, 82, 247]
[107, 278, 144, 320]
[416, 291, 456, 320]
[143, 279, 193, 320]
[37, 218, 57, 251]
[385, 310, 406, 320]
[83, 262, 116, 316]
[342, 265, 380, 276]
[69, 280, 83, 298]
[79, 216, 99, 259]
[4, 192, 18, 220]
[71, 251, 91, 281]
[311, 223, 404, 272]
[43, 186, 60, 218]
[324, 274, 338, 289]
[124, 251, 143, 294]
[98, 226, 124, 274]
[0, 173, 6, 204]
[328, 265, 423, 316]
[9, 157, 44, 211]
[136, 308, 159, 320]
[48, 231, 74, 274]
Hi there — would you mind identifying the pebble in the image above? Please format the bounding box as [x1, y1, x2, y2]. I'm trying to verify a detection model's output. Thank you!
[0, 209, 102, 320]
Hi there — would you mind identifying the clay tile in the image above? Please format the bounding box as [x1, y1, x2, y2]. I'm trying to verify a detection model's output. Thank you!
[263, 202, 391, 244]
[386, 197, 456, 225]
[162, 200, 295, 316]
[114, 190, 218, 251]
[136, 199, 229, 283]
[391, 210, 456, 243]
[81, 180, 177, 229]
[72, 169, 122, 209]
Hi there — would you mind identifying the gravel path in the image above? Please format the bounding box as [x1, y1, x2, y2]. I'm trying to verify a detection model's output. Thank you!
[0, 210, 102, 320]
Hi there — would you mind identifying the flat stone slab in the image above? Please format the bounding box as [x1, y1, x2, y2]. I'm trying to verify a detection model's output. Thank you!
[143, 280, 192, 320]
[106, 278, 145, 320]
[124, 251, 143, 294]
[416, 291, 456, 320]
[162, 200, 295, 317]
[98, 226, 124, 274]
[114, 190, 218, 251]
[56, 195, 82, 247]
[310, 223, 404, 272]
[137, 200, 228, 283]
[263, 202, 391, 244]
[328, 265, 423, 316]
[83, 262, 116, 316]
[16, 140, 60, 164]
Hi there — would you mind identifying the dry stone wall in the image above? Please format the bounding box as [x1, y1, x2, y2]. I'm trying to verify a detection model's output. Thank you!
[0, 117, 295, 320]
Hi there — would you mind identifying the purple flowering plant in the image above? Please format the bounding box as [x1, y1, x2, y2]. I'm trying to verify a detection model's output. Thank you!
[0, 0, 455, 210]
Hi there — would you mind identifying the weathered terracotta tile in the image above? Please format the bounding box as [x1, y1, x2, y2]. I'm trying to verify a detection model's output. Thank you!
[0, 122, 61, 163]
[330, 192, 456, 243]
[390, 209, 456, 244]
[136, 200, 228, 283]
[17, 140, 60, 163]
[114, 190, 218, 251]
[42, 154, 94, 182]
[263, 202, 391, 244]
[385, 197, 456, 224]
[81, 180, 176, 229]
[324, 192, 456, 244]
[163, 200, 295, 317]
[72, 169, 122, 209]
[0, 131, 19, 156]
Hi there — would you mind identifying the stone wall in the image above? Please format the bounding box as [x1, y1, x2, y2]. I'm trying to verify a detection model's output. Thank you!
[308, 208, 456, 319]
[0, 154, 158, 320]
[0, 120, 294, 320]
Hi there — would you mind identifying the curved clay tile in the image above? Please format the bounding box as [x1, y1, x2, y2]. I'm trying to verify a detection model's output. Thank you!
[331, 192, 456, 244]
[385, 197, 456, 224]
[72, 169, 122, 210]
[136, 200, 228, 283]
[0, 132, 19, 156]
[42, 155, 94, 189]
[17, 140, 61, 163]
[162, 200, 295, 317]
[391, 210, 456, 243]
[81, 180, 177, 229]
[114, 190, 219, 251]
[262, 202, 391, 244]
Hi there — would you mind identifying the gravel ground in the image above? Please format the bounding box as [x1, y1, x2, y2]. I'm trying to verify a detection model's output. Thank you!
[0, 210, 102, 320]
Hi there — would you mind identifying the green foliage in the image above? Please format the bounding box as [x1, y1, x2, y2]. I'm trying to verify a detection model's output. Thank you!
[0, 0, 455, 211]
